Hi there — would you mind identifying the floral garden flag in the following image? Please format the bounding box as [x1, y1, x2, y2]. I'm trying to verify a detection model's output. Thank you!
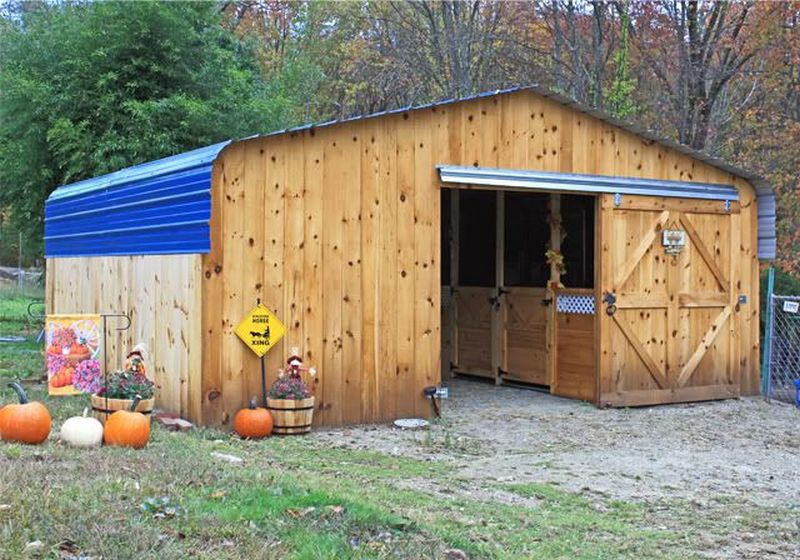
[45, 315, 103, 396]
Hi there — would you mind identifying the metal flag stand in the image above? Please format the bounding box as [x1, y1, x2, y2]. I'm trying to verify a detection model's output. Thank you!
[100, 313, 132, 415]
[257, 298, 268, 407]
[26, 302, 46, 343]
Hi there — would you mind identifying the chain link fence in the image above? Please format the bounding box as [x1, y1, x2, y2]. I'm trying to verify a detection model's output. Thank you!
[763, 294, 800, 405]
[0, 267, 43, 292]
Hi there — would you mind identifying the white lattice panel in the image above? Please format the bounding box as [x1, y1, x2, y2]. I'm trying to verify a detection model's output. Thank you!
[556, 294, 595, 315]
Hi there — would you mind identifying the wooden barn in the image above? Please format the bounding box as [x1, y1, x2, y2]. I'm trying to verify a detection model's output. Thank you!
[45, 86, 777, 427]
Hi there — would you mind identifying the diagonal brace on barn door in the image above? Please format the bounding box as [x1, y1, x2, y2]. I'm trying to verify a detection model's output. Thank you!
[614, 210, 671, 291]
[611, 314, 669, 389]
[677, 213, 729, 292]
[675, 306, 732, 388]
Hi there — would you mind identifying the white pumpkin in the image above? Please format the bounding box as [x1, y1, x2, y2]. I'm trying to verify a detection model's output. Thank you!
[60, 408, 104, 447]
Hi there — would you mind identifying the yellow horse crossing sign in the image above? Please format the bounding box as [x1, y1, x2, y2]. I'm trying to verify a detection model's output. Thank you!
[234, 303, 286, 357]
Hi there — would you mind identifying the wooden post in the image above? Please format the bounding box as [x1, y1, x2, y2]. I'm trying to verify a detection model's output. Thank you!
[547, 193, 561, 388]
[449, 189, 459, 378]
[549, 194, 562, 287]
[493, 191, 505, 385]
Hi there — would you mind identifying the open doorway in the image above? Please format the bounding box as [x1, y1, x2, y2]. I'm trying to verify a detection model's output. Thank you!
[441, 188, 597, 401]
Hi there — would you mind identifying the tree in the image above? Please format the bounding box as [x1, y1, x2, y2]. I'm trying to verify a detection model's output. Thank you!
[0, 1, 289, 255]
[629, 0, 768, 149]
[718, 2, 800, 273]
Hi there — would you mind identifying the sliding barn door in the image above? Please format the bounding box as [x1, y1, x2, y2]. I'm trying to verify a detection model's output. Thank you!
[598, 194, 739, 406]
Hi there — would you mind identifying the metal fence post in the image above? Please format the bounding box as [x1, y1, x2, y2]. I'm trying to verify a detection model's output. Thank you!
[760, 267, 775, 399]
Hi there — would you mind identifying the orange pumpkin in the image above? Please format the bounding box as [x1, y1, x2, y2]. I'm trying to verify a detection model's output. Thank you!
[103, 396, 150, 449]
[234, 398, 273, 439]
[1, 382, 51, 444]
[0, 403, 8, 439]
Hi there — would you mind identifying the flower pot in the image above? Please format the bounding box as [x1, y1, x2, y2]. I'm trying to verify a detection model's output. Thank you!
[266, 397, 314, 435]
[90, 394, 155, 424]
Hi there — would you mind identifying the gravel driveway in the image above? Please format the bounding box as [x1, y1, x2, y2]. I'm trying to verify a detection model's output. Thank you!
[315, 377, 800, 559]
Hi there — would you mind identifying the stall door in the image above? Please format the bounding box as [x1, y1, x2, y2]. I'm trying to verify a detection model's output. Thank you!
[451, 191, 496, 379]
[598, 194, 738, 406]
[501, 287, 550, 384]
[452, 287, 495, 378]
[499, 192, 552, 385]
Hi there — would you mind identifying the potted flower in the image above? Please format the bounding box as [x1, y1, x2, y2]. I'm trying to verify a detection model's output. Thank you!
[265, 347, 316, 435]
[90, 344, 155, 424]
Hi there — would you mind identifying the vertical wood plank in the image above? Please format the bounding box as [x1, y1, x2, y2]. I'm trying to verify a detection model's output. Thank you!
[202, 153, 227, 425]
[413, 111, 439, 415]
[285, 133, 306, 359]
[303, 132, 325, 419]
[342, 125, 363, 424]
[377, 116, 399, 420]
[361, 121, 381, 422]
[241, 139, 267, 405]
[221, 143, 246, 425]
[321, 131, 344, 425]
[263, 138, 287, 409]
[396, 112, 416, 418]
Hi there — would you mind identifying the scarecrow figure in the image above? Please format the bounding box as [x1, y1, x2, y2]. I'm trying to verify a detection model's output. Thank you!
[123, 342, 148, 377]
[279, 346, 317, 380]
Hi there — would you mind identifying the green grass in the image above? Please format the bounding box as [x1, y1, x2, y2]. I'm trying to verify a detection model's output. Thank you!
[0, 284, 44, 379]
[0, 415, 691, 560]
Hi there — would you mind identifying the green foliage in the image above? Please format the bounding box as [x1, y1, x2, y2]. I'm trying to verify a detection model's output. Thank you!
[0, 214, 40, 267]
[760, 267, 800, 345]
[0, 1, 298, 255]
[607, 1, 637, 120]
[101, 369, 156, 400]
[762, 267, 800, 299]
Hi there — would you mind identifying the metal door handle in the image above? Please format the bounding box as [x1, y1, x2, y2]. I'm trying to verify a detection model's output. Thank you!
[602, 292, 617, 316]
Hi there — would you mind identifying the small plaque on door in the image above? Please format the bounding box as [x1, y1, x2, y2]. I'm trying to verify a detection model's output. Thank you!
[662, 229, 687, 255]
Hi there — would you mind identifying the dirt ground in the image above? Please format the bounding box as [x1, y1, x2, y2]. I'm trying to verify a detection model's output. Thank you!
[315, 378, 800, 559]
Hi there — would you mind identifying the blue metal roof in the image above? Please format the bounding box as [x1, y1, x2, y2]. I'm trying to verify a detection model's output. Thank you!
[44, 84, 776, 260]
[45, 141, 230, 257]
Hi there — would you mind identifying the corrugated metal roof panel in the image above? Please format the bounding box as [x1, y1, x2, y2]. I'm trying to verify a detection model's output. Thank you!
[437, 165, 740, 202]
[44, 141, 230, 257]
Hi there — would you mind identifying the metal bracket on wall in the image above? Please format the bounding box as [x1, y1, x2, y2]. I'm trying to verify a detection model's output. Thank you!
[724, 200, 731, 212]
[614, 193, 623, 207]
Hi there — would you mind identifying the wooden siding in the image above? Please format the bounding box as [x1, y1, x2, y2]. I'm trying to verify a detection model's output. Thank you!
[46, 255, 203, 420]
[201, 89, 760, 426]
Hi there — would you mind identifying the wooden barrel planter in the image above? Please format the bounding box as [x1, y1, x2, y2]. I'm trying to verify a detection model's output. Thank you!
[266, 397, 315, 435]
[90, 394, 155, 424]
